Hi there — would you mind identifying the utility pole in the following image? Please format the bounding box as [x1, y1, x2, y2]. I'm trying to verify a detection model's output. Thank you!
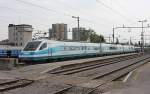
[109, 35, 111, 43]
[112, 23, 150, 52]
[112, 27, 115, 43]
[129, 37, 133, 45]
[72, 16, 80, 40]
[138, 20, 147, 52]
[99, 34, 102, 53]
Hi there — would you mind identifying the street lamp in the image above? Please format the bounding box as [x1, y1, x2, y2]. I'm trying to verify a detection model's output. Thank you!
[72, 16, 80, 30]
[138, 20, 147, 52]
[72, 16, 80, 40]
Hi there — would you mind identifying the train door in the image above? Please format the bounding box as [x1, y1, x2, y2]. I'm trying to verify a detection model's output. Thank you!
[48, 43, 52, 57]
[83, 43, 87, 54]
[99, 43, 102, 54]
[48, 48, 52, 56]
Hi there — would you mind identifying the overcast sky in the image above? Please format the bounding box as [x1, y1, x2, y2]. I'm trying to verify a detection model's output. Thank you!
[0, 0, 150, 43]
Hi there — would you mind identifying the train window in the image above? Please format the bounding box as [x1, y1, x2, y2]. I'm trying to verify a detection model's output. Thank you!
[62, 46, 65, 51]
[94, 47, 99, 50]
[39, 43, 47, 50]
[84, 46, 86, 50]
[71, 46, 74, 50]
[75, 46, 80, 50]
[63, 46, 69, 51]
[63, 46, 82, 51]
[82, 46, 84, 50]
[80, 47, 82, 50]
[23, 41, 41, 51]
[109, 46, 117, 50]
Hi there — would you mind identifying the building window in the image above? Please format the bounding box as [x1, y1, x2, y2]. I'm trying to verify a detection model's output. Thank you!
[20, 37, 23, 40]
[20, 43, 22, 46]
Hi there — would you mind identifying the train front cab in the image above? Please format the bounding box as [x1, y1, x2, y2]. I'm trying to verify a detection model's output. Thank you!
[19, 40, 49, 63]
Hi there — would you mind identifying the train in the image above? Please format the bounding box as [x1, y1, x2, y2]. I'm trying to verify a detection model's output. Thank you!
[19, 39, 137, 63]
[0, 46, 22, 58]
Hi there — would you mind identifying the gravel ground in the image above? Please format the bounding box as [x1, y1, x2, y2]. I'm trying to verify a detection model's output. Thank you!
[102, 62, 150, 94]
[1, 80, 72, 94]
[0, 54, 145, 94]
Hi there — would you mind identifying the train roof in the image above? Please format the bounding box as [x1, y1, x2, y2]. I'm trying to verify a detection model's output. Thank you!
[0, 45, 23, 50]
[32, 39, 134, 47]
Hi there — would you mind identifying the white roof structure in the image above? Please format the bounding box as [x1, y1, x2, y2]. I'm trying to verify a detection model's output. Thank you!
[0, 45, 23, 50]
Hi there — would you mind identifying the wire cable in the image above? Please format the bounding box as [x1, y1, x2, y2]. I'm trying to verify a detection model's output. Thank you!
[96, 0, 136, 24]
[15, 0, 112, 28]
[15, 0, 72, 17]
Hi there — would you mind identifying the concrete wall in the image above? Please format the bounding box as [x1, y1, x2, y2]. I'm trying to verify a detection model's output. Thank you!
[22, 31, 32, 46]
[8, 24, 33, 46]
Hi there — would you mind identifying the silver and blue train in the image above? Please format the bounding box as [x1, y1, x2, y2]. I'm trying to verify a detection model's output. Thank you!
[19, 39, 136, 63]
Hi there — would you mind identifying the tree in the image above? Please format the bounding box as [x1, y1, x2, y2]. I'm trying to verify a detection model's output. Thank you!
[89, 31, 105, 43]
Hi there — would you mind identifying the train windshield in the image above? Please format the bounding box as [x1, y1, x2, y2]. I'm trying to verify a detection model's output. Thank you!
[23, 41, 42, 51]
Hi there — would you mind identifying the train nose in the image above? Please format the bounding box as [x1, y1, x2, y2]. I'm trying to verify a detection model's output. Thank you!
[19, 52, 35, 57]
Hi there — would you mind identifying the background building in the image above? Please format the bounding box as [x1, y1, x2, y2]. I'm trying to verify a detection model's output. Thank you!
[8, 24, 33, 46]
[49, 23, 67, 40]
[72, 27, 91, 41]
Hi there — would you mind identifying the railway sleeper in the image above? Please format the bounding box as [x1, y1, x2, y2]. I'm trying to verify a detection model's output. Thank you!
[83, 57, 150, 94]
[61, 55, 141, 75]
[49, 54, 140, 74]
[51, 56, 150, 94]
[92, 56, 149, 79]
[0, 79, 34, 92]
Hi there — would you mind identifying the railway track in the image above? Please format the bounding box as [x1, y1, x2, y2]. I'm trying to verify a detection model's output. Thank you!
[1, 54, 148, 94]
[50, 54, 150, 94]
[49, 54, 140, 75]
[0, 79, 34, 92]
[84, 56, 150, 94]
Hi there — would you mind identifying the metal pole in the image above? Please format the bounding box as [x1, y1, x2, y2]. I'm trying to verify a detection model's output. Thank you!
[113, 23, 149, 47]
[113, 28, 114, 43]
[139, 20, 147, 52]
[99, 34, 102, 53]
[130, 37, 132, 45]
[77, 17, 80, 41]
[109, 36, 111, 43]
[141, 22, 144, 52]
[72, 16, 80, 41]
[77, 17, 80, 31]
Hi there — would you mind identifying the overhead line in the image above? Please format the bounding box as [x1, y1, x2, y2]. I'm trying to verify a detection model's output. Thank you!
[81, 18, 112, 27]
[15, 0, 112, 28]
[0, 6, 34, 18]
[15, 0, 72, 17]
[53, 0, 113, 24]
[96, 0, 136, 24]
